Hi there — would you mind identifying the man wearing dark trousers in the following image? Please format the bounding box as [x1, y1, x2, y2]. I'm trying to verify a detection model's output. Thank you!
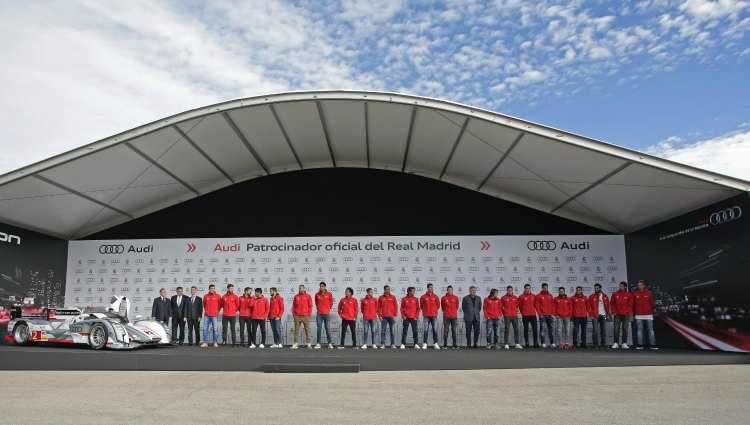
[151, 288, 171, 324]
[501, 286, 522, 349]
[221, 284, 240, 346]
[572, 286, 589, 348]
[519, 284, 539, 348]
[238, 287, 254, 347]
[462, 285, 482, 348]
[399, 287, 421, 349]
[441, 285, 460, 349]
[186, 286, 202, 346]
[170, 286, 189, 345]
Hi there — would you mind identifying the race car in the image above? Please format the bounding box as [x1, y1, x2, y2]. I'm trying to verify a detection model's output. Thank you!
[4, 296, 171, 350]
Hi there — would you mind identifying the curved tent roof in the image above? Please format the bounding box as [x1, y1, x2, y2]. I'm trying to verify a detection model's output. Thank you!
[0, 90, 747, 239]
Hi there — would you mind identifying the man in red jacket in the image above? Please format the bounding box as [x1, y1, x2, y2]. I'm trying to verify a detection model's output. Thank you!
[501, 286, 522, 349]
[519, 284, 539, 348]
[314, 282, 334, 349]
[571, 286, 589, 348]
[292, 284, 313, 349]
[400, 286, 421, 349]
[587, 283, 610, 348]
[250, 288, 269, 349]
[610, 281, 634, 349]
[441, 285, 460, 349]
[338, 287, 359, 348]
[200, 284, 222, 348]
[535, 283, 556, 348]
[238, 287, 254, 347]
[268, 287, 285, 348]
[483, 288, 502, 349]
[633, 280, 658, 350]
[419, 283, 441, 350]
[554, 287, 572, 349]
[378, 285, 398, 349]
[360, 288, 378, 349]
[221, 284, 240, 347]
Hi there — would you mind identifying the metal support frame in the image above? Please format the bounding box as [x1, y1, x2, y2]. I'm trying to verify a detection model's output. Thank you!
[401, 106, 418, 172]
[221, 112, 270, 175]
[364, 102, 371, 167]
[315, 101, 337, 167]
[476, 132, 525, 190]
[172, 125, 235, 184]
[125, 142, 199, 196]
[550, 161, 633, 213]
[33, 174, 134, 219]
[439, 117, 470, 179]
[268, 104, 303, 169]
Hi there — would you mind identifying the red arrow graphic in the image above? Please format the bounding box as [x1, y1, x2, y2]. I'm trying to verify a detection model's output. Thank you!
[480, 241, 491, 250]
[186, 243, 196, 253]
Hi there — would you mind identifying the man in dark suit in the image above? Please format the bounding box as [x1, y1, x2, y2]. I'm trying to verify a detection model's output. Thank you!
[462, 285, 482, 348]
[170, 286, 189, 345]
[151, 288, 171, 324]
[186, 285, 203, 346]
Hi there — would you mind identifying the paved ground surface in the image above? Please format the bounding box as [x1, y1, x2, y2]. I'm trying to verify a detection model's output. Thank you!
[2, 365, 748, 425]
[1, 343, 748, 371]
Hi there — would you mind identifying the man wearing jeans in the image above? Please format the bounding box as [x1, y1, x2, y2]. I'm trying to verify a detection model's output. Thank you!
[553, 287, 572, 349]
[292, 284, 313, 349]
[501, 286, 522, 349]
[535, 283, 556, 348]
[462, 286, 482, 348]
[360, 288, 378, 349]
[571, 286, 589, 348]
[633, 280, 658, 350]
[483, 288, 502, 349]
[378, 285, 398, 349]
[314, 282, 334, 349]
[419, 283, 441, 350]
[441, 285, 460, 349]
[610, 281, 634, 349]
[268, 287, 284, 348]
[200, 284, 221, 348]
[587, 283, 610, 348]
[400, 287, 421, 349]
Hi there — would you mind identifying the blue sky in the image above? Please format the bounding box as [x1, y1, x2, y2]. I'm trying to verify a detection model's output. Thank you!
[1, 0, 749, 179]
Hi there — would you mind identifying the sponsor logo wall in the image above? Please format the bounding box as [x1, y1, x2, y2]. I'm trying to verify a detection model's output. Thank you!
[67, 235, 626, 344]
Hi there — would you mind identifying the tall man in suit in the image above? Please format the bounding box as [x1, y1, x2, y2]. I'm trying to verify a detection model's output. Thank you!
[170, 286, 189, 345]
[186, 286, 202, 346]
[151, 288, 171, 324]
[462, 286, 482, 348]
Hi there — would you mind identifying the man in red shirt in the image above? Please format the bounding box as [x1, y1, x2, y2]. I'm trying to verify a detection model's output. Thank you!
[483, 288, 502, 349]
[268, 287, 284, 348]
[292, 284, 313, 349]
[501, 286, 522, 349]
[553, 287, 572, 349]
[360, 288, 378, 349]
[221, 284, 240, 347]
[238, 287, 254, 347]
[250, 288, 269, 349]
[587, 283, 611, 348]
[535, 283, 556, 348]
[314, 282, 334, 349]
[441, 285, 460, 349]
[571, 286, 589, 348]
[201, 284, 222, 348]
[610, 281, 634, 349]
[338, 287, 359, 348]
[633, 280, 658, 350]
[419, 283, 441, 350]
[378, 285, 398, 349]
[400, 286, 421, 349]
[519, 284, 539, 348]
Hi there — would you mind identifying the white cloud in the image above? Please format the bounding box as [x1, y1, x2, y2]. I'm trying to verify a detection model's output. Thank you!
[680, 0, 749, 21]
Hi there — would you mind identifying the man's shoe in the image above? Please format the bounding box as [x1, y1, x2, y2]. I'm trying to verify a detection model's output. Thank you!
[314, 343, 321, 349]
[486, 344, 492, 349]
[249, 344, 256, 349]
[259, 344, 265, 349]
[391, 345, 398, 349]
[433, 343, 440, 350]
[649, 346, 659, 350]
[213, 343, 219, 348]
[621, 343, 629, 349]
[503, 344, 510, 350]
[415, 344, 421, 350]
[611, 343, 619, 349]
[291, 343, 299, 349]
[551, 343, 557, 348]
[400, 344, 406, 349]
[541, 343, 547, 348]
[337, 345, 345, 350]
[421, 343, 428, 350]
[200, 342, 208, 348]
[306, 343, 313, 349]
[361, 344, 368, 350]
[327, 343, 334, 349]
[515, 344, 523, 349]
[636, 346, 644, 350]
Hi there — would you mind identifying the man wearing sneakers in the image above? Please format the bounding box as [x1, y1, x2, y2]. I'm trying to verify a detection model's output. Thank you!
[200, 284, 221, 348]
[292, 284, 313, 349]
[441, 285, 460, 349]
[268, 287, 285, 348]
[519, 284, 539, 348]
[501, 286, 522, 349]
[571, 286, 589, 348]
[249, 288, 269, 349]
[315, 282, 334, 349]
[378, 285, 398, 349]
[610, 281, 634, 349]
[338, 287, 359, 348]
[360, 288, 378, 349]
[587, 283, 610, 348]
[238, 287, 254, 347]
[400, 287, 421, 349]
[419, 283, 441, 350]
[535, 283, 556, 348]
[220, 284, 240, 347]
[553, 287, 572, 349]
[483, 288, 502, 349]
[633, 280, 658, 350]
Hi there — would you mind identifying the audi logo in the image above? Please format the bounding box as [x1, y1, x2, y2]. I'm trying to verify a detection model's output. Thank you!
[99, 244, 125, 254]
[527, 241, 557, 251]
[709, 206, 742, 225]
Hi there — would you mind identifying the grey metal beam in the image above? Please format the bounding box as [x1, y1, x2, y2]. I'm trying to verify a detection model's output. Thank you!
[439, 116, 470, 179]
[401, 106, 418, 172]
[124, 142, 200, 196]
[33, 174, 134, 219]
[268, 104, 303, 169]
[550, 161, 633, 213]
[364, 102, 371, 168]
[315, 101, 336, 167]
[221, 112, 270, 175]
[476, 132, 525, 190]
[172, 125, 235, 184]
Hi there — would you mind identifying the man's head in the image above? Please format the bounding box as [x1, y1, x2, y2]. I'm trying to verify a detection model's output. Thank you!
[255, 288, 262, 296]
[383, 285, 391, 295]
[637, 280, 647, 291]
[447, 285, 453, 295]
[619, 281, 628, 291]
[541, 283, 548, 291]
[366, 287, 373, 296]
[523, 284, 531, 294]
[575, 286, 583, 296]
[298, 284, 306, 294]
[490, 288, 498, 298]
[426, 283, 434, 294]
[270, 287, 278, 295]
[407, 286, 415, 296]
[469, 285, 477, 296]
[594, 283, 602, 293]
[243, 287, 252, 296]
[227, 284, 235, 294]
[319, 282, 327, 292]
[190, 286, 198, 296]
[506, 285, 514, 295]
[159, 288, 166, 298]
[176, 286, 183, 296]
[345, 287, 354, 297]
[208, 284, 216, 294]
[558, 286, 566, 296]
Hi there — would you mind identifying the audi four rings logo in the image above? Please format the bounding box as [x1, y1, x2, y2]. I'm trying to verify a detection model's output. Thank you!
[709, 206, 742, 225]
[99, 244, 125, 254]
[527, 241, 557, 250]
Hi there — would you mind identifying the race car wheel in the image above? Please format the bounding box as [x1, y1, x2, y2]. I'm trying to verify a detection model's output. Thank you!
[12, 322, 31, 345]
[88, 323, 108, 350]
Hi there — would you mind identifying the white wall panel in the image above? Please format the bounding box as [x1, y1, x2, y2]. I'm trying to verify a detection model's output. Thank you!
[405, 108, 464, 178]
[319, 100, 367, 167]
[368, 102, 412, 169]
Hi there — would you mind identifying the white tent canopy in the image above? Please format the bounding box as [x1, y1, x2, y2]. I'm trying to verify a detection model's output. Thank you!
[0, 90, 747, 239]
